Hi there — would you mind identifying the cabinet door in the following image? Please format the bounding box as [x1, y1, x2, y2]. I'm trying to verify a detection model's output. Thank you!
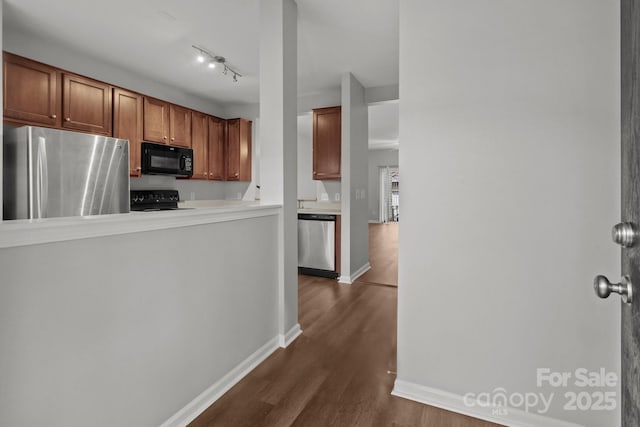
[313, 106, 341, 180]
[62, 73, 112, 135]
[113, 88, 143, 177]
[208, 117, 225, 181]
[3, 53, 60, 127]
[169, 104, 192, 148]
[226, 118, 251, 182]
[143, 97, 170, 143]
[226, 119, 240, 180]
[191, 111, 208, 180]
[239, 119, 252, 181]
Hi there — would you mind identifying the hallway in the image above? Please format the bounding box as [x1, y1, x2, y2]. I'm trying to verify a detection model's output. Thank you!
[356, 222, 398, 287]
[189, 274, 499, 426]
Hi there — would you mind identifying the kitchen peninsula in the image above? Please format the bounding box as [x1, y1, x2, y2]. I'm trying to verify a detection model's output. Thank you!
[0, 203, 286, 427]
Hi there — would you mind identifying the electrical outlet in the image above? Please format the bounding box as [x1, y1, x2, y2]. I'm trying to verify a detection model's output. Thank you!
[320, 193, 329, 201]
[335, 193, 340, 202]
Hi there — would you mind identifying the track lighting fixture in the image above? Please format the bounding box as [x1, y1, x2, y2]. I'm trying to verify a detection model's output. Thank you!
[192, 45, 241, 83]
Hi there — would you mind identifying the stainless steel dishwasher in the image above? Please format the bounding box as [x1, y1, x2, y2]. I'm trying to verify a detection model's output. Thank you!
[298, 213, 339, 278]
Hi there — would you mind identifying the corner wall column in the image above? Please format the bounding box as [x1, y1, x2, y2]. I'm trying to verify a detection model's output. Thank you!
[259, 0, 299, 346]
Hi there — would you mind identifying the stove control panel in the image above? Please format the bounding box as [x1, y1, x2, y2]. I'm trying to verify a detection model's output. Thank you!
[130, 190, 180, 211]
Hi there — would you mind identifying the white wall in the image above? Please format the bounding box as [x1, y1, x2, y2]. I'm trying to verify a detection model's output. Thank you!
[0, 216, 279, 427]
[368, 149, 398, 222]
[396, 1, 620, 426]
[340, 73, 369, 282]
[297, 114, 316, 200]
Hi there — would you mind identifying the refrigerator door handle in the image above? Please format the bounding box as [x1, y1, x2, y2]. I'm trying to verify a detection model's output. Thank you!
[36, 137, 49, 218]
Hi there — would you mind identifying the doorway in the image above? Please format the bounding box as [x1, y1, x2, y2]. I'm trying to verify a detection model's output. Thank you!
[379, 166, 399, 223]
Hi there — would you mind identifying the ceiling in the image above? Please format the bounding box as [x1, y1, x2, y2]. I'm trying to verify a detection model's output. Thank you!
[3, 0, 399, 147]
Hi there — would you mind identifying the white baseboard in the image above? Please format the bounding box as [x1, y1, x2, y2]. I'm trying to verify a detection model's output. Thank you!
[338, 274, 352, 284]
[392, 380, 582, 427]
[352, 262, 371, 281]
[338, 262, 371, 284]
[279, 323, 302, 347]
[160, 336, 280, 427]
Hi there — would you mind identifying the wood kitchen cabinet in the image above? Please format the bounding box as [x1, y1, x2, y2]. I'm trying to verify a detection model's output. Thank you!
[62, 73, 112, 135]
[169, 104, 192, 148]
[113, 88, 143, 177]
[312, 106, 341, 180]
[143, 97, 170, 143]
[187, 113, 226, 181]
[3, 52, 61, 128]
[208, 116, 226, 180]
[191, 111, 209, 179]
[143, 97, 191, 147]
[226, 118, 251, 181]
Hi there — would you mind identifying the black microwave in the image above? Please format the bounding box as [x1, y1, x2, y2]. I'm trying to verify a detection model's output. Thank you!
[141, 142, 193, 177]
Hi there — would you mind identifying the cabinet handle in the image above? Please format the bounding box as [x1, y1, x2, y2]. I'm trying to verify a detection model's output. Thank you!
[136, 167, 141, 171]
[50, 114, 57, 119]
[171, 137, 175, 142]
[65, 117, 71, 122]
[163, 136, 167, 140]
[235, 173, 239, 177]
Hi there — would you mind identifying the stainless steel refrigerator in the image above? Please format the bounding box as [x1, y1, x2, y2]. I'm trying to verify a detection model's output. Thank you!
[3, 126, 130, 220]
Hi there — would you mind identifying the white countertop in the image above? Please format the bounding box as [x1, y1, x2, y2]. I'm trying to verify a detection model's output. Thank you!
[297, 208, 341, 215]
[0, 201, 282, 249]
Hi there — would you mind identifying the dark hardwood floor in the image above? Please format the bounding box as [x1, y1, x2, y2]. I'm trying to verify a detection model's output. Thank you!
[189, 275, 499, 427]
[356, 222, 398, 287]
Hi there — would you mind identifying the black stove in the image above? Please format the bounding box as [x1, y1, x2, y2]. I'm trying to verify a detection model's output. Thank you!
[130, 190, 180, 211]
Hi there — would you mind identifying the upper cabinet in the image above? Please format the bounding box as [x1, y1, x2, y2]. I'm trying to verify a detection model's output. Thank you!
[226, 118, 251, 181]
[191, 114, 226, 181]
[208, 116, 226, 181]
[4, 53, 112, 135]
[312, 106, 341, 180]
[62, 73, 112, 135]
[143, 97, 170, 144]
[191, 111, 209, 180]
[113, 88, 143, 177]
[143, 97, 191, 148]
[169, 104, 192, 148]
[3, 52, 60, 128]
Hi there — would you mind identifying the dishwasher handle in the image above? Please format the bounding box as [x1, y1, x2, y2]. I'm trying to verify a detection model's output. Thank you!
[298, 213, 337, 221]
